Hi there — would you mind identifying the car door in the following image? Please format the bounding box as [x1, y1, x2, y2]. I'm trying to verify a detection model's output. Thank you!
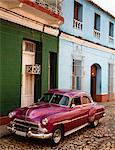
[62, 95, 92, 132]
[80, 95, 92, 124]
[70, 95, 90, 129]
[62, 96, 82, 132]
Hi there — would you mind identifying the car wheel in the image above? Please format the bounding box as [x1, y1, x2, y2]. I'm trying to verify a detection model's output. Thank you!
[50, 127, 63, 145]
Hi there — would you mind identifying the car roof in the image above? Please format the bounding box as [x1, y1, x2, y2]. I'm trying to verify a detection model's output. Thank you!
[48, 89, 89, 98]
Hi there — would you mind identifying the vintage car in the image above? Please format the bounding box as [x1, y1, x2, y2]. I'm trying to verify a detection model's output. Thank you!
[7, 89, 105, 145]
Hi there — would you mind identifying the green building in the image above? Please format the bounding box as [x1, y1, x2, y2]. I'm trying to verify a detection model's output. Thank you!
[0, 0, 64, 128]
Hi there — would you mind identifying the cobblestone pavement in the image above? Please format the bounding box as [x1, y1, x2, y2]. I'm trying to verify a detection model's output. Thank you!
[0, 101, 115, 150]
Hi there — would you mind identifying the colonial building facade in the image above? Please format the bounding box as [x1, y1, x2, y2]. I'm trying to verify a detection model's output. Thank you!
[0, 0, 115, 136]
[58, 0, 115, 102]
[0, 0, 64, 126]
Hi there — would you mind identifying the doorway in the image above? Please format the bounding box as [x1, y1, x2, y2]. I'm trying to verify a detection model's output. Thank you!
[21, 40, 36, 107]
[48, 52, 57, 89]
[21, 40, 42, 106]
[90, 64, 101, 101]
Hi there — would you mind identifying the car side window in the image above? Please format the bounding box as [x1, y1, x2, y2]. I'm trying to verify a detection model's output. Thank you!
[59, 96, 69, 106]
[51, 95, 63, 104]
[82, 96, 91, 104]
[71, 96, 81, 106]
[40, 93, 53, 103]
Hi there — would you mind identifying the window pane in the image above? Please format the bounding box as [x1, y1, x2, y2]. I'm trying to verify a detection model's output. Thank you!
[24, 41, 36, 52]
[76, 76, 81, 90]
[40, 93, 53, 103]
[72, 59, 82, 90]
[74, 1, 78, 20]
[73, 96, 81, 105]
[78, 3, 83, 22]
[94, 13, 100, 31]
[59, 96, 69, 106]
[51, 94, 63, 104]
[109, 22, 114, 37]
[82, 96, 91, 104]
[74, 1, 83, 22]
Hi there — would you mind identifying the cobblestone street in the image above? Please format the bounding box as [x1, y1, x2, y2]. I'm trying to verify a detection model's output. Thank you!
[0, 101, 115, 150]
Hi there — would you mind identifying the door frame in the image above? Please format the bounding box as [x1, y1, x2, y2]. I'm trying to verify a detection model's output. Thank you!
[21, 40, 36, 107]
[90, 63, 101, 101]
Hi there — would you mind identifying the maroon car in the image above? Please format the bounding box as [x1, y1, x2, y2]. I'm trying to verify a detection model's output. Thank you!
[7, 89, 105, 145]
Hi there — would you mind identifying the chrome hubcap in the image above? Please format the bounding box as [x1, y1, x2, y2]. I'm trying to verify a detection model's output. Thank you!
[53, 129, 62, 143]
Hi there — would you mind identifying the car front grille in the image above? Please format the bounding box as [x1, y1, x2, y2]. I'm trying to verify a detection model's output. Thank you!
[12, 119, 38, 132]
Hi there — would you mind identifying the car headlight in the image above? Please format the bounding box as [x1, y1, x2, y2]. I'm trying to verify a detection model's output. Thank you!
[8, 111, 16, 118]
[42, 118, 48, 125]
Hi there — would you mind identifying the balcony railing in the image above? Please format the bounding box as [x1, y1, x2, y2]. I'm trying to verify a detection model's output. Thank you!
[94, 29, 100, 39]
[35, 0, 63, 16]
[74, 19, 83, 30]
[109, 36, 114, 44]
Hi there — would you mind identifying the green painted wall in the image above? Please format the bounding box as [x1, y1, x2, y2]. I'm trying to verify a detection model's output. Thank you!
[0, 19, 58, 116]
[42, 34, 58, 94]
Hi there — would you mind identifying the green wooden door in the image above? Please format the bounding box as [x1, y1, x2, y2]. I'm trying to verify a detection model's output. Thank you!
[49, 52, 57, 89]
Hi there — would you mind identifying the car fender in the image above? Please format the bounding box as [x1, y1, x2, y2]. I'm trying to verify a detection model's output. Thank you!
[88, 108, 96, 123]
[42, 112, 65, 133]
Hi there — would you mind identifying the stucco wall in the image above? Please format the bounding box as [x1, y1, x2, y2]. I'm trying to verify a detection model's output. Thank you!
[58, 39, 73, 89]
[0, 19, 58, 116]
[58, 38, 115, 96]
[61, 0, 115, 49]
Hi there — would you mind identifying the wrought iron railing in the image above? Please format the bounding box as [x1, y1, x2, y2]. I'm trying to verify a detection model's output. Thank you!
[35, 0, 62, 16]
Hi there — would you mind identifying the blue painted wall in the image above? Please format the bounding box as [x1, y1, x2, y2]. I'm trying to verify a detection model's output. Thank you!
[59, 0, 115, 99]
[61, 0, 115, 49]
[58, 38, 115, 94]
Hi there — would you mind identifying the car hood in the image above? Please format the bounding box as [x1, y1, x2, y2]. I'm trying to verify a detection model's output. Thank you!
[15, 103, 67, 121]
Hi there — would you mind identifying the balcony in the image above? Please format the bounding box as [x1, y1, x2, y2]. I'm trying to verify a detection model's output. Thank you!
[35, 0, 62, 16]
[74, 19, 83, 30]
[0, 0, 64, 26]
[94, 29, 100, 39]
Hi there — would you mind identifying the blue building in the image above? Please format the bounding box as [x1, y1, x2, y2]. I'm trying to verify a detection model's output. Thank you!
[58, 0, 115, 102]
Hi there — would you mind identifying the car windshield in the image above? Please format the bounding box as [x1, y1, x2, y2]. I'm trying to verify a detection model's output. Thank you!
[39, 93, 69, 106]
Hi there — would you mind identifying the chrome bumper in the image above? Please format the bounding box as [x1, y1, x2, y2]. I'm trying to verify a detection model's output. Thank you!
[27, 131, 52, 139]
[7, 126, 52, 139]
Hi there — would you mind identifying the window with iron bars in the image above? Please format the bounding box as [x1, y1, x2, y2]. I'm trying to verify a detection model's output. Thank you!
[23, 40, 36, 52]
[72, 59, 82, 90]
